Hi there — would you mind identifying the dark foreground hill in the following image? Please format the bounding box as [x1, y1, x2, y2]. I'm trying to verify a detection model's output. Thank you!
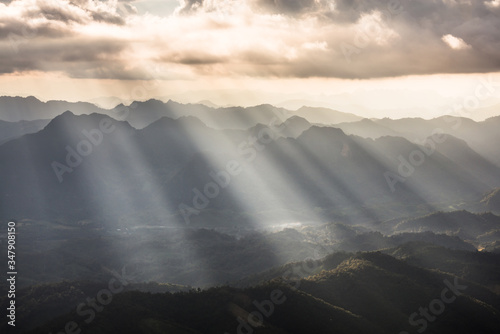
[18, 246, 500, 334]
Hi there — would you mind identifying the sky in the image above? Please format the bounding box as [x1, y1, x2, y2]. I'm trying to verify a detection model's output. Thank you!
[0, 0, 500, 118]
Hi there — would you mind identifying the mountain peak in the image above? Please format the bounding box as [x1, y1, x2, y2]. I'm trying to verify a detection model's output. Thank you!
[45, 110, 76, 126]
[43, 111, 120, 134]
[294, 106, 362, 125]
[60, 110, 75, 117]
[284, 115, 310, 124]
[299, 125, 347, 139]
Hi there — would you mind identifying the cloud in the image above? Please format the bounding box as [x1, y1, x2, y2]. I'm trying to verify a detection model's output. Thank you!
[442, 34, 472, 50]
[176, 0, 204, 14]
[302, 41, 328, 51]
[0, 0, 499, 80]
[251, 0, 322, 15]
[485, 0, 500, 9]
[0, 36, 130, 75]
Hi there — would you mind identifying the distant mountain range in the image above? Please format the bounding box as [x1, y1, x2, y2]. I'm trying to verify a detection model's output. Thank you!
[0, 118, 50, 144]
[2, 109, 499, 225]
[1, 96, 498, 152]
[0, 96, 105, 122]
[336, 116, 500, 166]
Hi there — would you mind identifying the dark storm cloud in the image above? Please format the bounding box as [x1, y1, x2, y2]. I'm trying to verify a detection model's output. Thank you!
[0, 0, 499, 80]
[177, 0, 204, 14]
[90, 10, 125, 25]
[0, 16, 73, 39]
[253, 0, 320, 14]
[0, 36, 134, 78]
[172, 54, 227, 65]
[37, 3, 86, 23]
[247, 0, 500, 78]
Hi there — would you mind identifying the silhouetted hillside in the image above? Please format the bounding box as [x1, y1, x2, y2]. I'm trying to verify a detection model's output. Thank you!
[0, 96, 104, 121]
[1, 112, 498, 225]
[294, 106, 363, 124]
[19, 246, 500, 334]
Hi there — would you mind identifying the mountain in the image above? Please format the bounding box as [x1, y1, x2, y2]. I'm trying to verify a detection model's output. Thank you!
[0, 281, 189, 333]
[333, 118, 402, 139]
[234, 241, 498, 288]
[333, 231, 476, 253]
[476, 116, 500, 165]
[3, 98, 499, 167]
[466, 102, 500, 121]
[0, 96, 104, 121]
[481, 188, 500, 214]
[24, 283, 382, 334]
[246, 116, 311, 140]
[18, 245, 500, 334]
[1, 210, 490, 293]
[266, 127, 491, 208]
[331, 116, 499, 166]
[0, 111, 136, 221]
[197, 99, 219, 108]
[1, 112, 497, 225]
[0, 96, 292, 131]
[387, 210, 500, 243]
[112, 99, 292, 130]
[0, 119, 50, 144]
[373, 117, 452, 141]
[371, 116, 500, 166]
[135, 115, 246, 166]
[2, 99, 500, 334]
[293, 106, 363, 125]
[109, 99, 200, 129]
[384, 242, 500, 291]
[212, 104, 291, 129]
[430, 134, 500, 186]
[88, 96, 124, 109]
[298, 251, 500, 334]
[279, 115, 312, 138]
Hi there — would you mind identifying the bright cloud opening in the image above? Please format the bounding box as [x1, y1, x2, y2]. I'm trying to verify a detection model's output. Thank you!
[441, 34, 472, 50]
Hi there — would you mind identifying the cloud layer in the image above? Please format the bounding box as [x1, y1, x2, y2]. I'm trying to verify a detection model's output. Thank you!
[1, 0, 499, 80]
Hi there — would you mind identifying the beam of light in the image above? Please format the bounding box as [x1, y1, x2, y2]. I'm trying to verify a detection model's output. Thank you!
[358, 134, 489, 226]
[349, 135, 443, 220]
[267, 127, 383, 224]
[120, 105, 292, 283]
[88, 125, 214, 284]
[0, 134, 50, 219]
[162, 101, 332, 264]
